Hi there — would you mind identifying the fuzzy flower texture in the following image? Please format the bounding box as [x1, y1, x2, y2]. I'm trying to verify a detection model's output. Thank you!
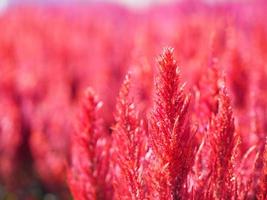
[1, 1, 267, 200]
[69, 48, 266, 200]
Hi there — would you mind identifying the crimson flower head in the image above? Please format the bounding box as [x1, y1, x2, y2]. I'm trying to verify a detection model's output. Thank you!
[68, 88, 111, 200]
[209, 85, 238, 199]
[149, 47, 197, 199]
[112, 73, 148, 200]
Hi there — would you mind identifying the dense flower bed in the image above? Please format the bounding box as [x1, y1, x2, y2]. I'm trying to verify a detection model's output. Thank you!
[1, 1, 267, 199]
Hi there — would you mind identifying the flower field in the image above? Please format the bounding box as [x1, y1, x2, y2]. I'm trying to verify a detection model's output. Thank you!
[1, 1, 267, 199]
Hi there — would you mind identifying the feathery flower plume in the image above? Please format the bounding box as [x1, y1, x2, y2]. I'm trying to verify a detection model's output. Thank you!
[112, 73, 148, 200]
[68, 88, 111, 200]
[149, 48, 196, 199]
[191, 65, 222, 198]
[209, 85, 238, 199]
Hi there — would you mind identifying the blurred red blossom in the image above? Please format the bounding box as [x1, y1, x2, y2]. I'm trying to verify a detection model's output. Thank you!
[69, 88, 111, 200]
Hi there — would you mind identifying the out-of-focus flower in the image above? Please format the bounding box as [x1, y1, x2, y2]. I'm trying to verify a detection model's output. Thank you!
[69, 88, 112, 200]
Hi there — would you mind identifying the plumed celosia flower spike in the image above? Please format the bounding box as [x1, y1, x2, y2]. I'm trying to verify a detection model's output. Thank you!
[209, 85, 238, 199]
[112, 73, 148, 200]
[191, 65, 224, 198]
[149, 48, 196, 199]
[69, 88, 111, 200]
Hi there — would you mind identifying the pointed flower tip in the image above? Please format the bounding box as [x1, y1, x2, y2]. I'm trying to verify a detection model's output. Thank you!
[83, 87, 102, 110]
[119, 72, 132, 97]
[157, 47, 174, 61]
[163, 47, 174, 56]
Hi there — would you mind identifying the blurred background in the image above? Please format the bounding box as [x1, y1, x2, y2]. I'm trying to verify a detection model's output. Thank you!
[0, 0, 266, 199]
[0, 0, 248, 11]
[1, 0, 174, 10]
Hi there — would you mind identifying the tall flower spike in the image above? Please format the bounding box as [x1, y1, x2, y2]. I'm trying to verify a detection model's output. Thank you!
[112, 73, 147, 200]
[68, 88, 111, 200]
[191, 66, 222, 197]
[149, 48, 196, 199]
[209, 85, 238, 199]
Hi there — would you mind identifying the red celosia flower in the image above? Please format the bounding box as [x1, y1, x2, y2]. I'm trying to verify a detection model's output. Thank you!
[148, 48, 197, 199]
[191, 65, 222, 197]
[112, 73, 148, 200]
[209, 85, 238, 199]
[69, 88, 111, 200]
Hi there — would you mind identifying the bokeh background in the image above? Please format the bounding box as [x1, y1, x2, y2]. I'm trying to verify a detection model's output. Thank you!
[0, 0, 267, 199]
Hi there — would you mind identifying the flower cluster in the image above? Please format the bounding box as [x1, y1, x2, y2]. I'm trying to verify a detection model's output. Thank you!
[69, 47, 267, 199]
[0, 1, 267, 199]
